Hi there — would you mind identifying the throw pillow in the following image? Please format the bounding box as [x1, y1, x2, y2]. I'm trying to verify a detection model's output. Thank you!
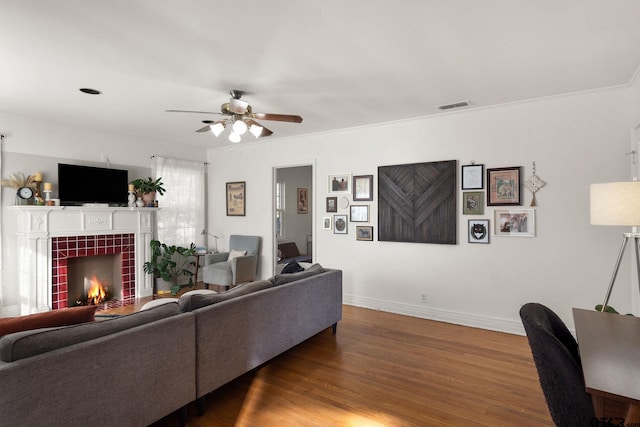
[271, 263, 325, 286]
[227, 249, 247, 262]
[282, 261, 304, 274]
[185, 280, 274, 311]
[0, 305, 97, 337]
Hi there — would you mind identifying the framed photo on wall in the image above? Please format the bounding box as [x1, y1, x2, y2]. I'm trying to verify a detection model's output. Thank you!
[353, 175, 373, 201]
[461, 164, 484, 190]
[487, 167, 522, 206]
[326, 196, 337, 213]
[468, 219, 490, 243]
[494, 209, 535, 237]
[323, 217, 332, 230]
[328, 173, 351, 194]
[350, 205, 369, 222]
[226, 181, 245, 216]
[297, 188, 308, 214]
[462, 191, 484, 215]
[356, 226, 374, 241]
[333, 214, 348, 234]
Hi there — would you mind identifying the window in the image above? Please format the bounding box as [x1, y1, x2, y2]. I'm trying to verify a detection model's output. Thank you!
[153, 157, 205, 246]
[275, 181, 285, 239]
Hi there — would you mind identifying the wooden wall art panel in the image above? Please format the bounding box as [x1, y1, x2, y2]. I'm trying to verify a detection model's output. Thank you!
[378, 160, 457, 244]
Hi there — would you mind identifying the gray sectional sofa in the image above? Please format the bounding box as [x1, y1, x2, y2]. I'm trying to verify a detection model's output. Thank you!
[0, 266, 342, 427]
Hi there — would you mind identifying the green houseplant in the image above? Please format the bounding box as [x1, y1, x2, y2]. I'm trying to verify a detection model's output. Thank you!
[132, 177, 166, 206]
[143, 240, 196, 295]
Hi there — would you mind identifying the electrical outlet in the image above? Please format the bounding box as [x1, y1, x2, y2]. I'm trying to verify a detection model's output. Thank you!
[421, 293, 427, 302]
[101, 153, 108, 162]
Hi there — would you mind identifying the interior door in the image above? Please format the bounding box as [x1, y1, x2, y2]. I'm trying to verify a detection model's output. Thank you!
[273, 164, 313, 274]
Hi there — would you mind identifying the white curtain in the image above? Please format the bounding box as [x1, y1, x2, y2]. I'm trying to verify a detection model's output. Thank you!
[152, 156, 205, 247]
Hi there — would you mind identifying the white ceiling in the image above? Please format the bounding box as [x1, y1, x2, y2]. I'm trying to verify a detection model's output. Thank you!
[2, 1, 640, 149]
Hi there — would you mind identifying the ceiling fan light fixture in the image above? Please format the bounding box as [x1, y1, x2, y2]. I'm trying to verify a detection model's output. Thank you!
[228, 132, 241, 143]
[210, 122, 225, 137]
[232, 119, 248, 135]
[249, 124, 264, 138]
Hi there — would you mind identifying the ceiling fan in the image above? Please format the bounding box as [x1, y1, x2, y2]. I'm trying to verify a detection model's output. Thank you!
[166, 90, 303, 143]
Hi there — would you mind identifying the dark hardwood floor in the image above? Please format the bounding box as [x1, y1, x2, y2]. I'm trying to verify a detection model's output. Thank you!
[129, 300, 553, 427]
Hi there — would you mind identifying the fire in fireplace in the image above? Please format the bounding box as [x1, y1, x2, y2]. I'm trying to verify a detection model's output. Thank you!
[68, 254, 121, 307]
[75, 276, 111, 306]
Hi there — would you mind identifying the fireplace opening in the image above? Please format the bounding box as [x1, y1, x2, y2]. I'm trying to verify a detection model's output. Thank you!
[67, 254, 122, 307]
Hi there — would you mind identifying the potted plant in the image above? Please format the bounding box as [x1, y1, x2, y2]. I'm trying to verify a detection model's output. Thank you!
[143, 240, 196, 295]
[132, 177, 166, 206]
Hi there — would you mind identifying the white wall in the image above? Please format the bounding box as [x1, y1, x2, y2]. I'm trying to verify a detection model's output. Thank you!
[207, 86, 634, 334]
[0, 112, 206, 315]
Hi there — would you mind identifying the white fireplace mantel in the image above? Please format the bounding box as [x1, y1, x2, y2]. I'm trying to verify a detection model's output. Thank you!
[11, 206, 156, 314]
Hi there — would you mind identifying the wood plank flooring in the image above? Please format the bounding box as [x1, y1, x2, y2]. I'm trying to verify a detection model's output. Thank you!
[139, 304, 552, 427]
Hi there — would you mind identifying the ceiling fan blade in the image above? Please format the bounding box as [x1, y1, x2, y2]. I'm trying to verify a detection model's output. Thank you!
[251, 113, 303, 123]
[196, 125, 212, 133]
[245, 119, 273, 137]
[165, 109, 221, 115]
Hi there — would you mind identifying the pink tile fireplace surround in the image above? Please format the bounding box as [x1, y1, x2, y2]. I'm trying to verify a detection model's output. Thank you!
[12, 206, 156, 315]
[52, 234, 135, 310]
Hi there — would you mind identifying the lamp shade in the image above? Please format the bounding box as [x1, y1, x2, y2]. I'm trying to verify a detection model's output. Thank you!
[590, 181, 640, 225]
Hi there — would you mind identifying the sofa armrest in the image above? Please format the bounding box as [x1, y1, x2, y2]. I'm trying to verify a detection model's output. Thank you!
[205, 252, 229, 266]
[231, 254, 258, 284]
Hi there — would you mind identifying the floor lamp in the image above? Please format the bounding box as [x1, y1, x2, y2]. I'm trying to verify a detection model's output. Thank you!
[590, 181, 640, 312]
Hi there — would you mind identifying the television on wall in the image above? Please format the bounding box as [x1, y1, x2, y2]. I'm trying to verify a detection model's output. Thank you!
[58, 163, 129, 206]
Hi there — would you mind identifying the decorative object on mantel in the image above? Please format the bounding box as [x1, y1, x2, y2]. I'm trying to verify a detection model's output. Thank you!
[143, 240, 196, 295]
[43, 182, 53, 205]
[1, 172, 37, 205]
[127, 183, 136, 207]
[132, 177, 165, 206]
[32, 172, 45, 205]
[524, 162, 546, 207]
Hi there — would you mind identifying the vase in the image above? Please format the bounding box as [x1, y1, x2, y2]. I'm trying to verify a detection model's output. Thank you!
[155, 277, 177, 295]
[141, 191, 156, 206]
[135, 197, 145, 208]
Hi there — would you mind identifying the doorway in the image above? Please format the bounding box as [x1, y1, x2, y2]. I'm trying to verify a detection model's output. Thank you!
[273, 164, 313, 274]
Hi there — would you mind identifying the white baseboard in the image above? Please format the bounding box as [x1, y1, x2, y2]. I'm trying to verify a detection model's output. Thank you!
[343, 294, 525, 336]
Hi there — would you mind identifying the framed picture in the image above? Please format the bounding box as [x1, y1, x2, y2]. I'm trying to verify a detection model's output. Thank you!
[494, 209, 535, 237]
[461, 164, 484, 190]
[326, 196, 337, 213]
[350, 205, 369, 222]
[226, 181, 245, 216]
[328, 173, 351, 194]
[356, 226, 374, 241]
[333, 214, 348, 234]
[462, 191, 484, 215]
[353, 175, 373, 201]
[297, 188, 308, 214]
[487, 167, 522, 206]
[323, 217, 332, 230]
[468, 219, 490, 244]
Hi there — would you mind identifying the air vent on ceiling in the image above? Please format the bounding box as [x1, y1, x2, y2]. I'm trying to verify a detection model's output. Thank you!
[438, 100, 470, 111]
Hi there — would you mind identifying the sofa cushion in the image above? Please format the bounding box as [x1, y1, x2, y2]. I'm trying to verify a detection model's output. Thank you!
[270, 263, 325, 286]
[0, 303, 180, 362]
[0, 305, 97, 337]
[182, 280, 273, 312]
[176, 289, 217, 312]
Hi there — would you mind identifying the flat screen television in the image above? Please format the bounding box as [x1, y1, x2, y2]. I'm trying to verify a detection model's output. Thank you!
[58, 163, 129, 206]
